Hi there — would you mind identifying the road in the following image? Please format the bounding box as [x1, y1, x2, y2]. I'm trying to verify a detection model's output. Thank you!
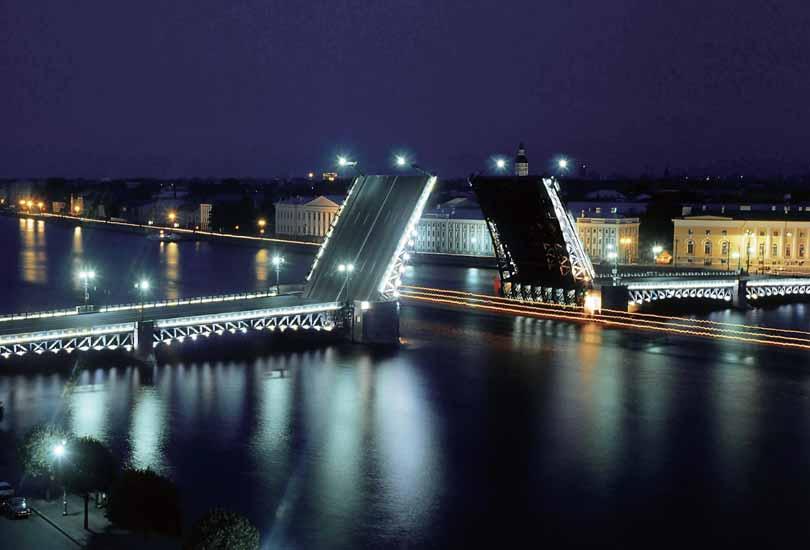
[0, 514, 78, 550]
[304, 175, 432, 302]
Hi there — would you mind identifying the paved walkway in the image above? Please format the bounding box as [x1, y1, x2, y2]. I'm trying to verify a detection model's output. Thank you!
[30, 493, 179, 549]
[30, 493, 110, 546]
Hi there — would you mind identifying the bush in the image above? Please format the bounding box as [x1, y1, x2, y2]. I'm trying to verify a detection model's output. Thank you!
[184, 508, 260, 550]
[107, 468, 181, 536]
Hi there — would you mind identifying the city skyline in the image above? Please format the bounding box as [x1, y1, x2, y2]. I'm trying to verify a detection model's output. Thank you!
[3, 1, 810, 178]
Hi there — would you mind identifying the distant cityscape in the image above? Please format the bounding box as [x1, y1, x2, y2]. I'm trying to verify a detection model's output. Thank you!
[3, 144, 810, 274]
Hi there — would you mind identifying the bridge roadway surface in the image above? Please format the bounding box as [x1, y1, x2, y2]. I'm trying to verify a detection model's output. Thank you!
[0, 294, 313, 340]
[304, 174, 432, 302]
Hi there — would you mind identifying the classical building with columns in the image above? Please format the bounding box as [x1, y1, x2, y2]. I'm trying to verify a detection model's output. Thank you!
[274, 195, 343, 238]
[575, 215, 640, 264]
[672, 213, 810, 272]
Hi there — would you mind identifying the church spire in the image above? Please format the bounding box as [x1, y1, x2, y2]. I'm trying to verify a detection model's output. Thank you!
[515, 143, 528, 176]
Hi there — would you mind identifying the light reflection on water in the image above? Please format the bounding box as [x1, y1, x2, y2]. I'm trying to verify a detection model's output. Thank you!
[19, 218, 47, 284]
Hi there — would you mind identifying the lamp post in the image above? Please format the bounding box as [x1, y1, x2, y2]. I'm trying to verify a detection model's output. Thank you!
[53, 441, 67, 516]
[258, 218, 267, 235]
[606, 243, 619, 285]
[731, 251, 741, 273]
[395, 154, 435, 177]
[337, 156, 364, 177]
[745, 230, 753, 273]
[557, 157, 569, 174]
[272, 255, 285, 294]
[78, 269, 96, 304]
[134, 279, 150, 321]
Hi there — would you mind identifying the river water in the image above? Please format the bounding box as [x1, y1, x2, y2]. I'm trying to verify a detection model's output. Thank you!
[1, 216, 810, 547]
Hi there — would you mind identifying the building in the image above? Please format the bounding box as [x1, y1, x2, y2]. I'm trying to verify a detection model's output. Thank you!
[415, 198, 494, 256]
[274, 195, 344, 238]
[69, 194, 85, 216]
[673, 213, 810, 272]
[567, 190, 650, 219]
[199, 203, 212, 231]
[576, 215, 640, 264]
[322, 172, 338, 183]
[515, 143, 528, 176]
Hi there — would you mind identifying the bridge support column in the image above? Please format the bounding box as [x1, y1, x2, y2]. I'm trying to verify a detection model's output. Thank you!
[350, 301, 400, 345]
[733, 279, 749, 310]
[597, 284, 630, 312]
[134, 320, 155, 363]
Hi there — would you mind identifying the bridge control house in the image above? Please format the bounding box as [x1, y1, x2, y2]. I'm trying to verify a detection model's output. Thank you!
[673, 210, 810, 272]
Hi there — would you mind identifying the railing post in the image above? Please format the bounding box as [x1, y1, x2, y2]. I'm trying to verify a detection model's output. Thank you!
[733, 278, 749, 310]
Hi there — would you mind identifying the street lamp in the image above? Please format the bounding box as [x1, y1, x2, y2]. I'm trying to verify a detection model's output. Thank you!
[557, 157, 569, 173]
[338, 263, 355, 303]
[494, 157, 508, 172]
[394, 153, 434, 177]
[52, 441, 67, 516]
[652, 245, 663, 262]
[167, 211, 176, 226]
[337, 156, 364, 176]
[258, 218, 267, 235]
[134, 279, 150, 321]
[78, 269, 96, 304]
[271, 255, 285, 294]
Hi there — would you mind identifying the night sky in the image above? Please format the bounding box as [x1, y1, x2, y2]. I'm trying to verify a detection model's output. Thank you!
[2, 1, 810, 178]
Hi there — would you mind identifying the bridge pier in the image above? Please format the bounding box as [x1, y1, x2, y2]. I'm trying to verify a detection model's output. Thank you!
[596, 284, 630, 312]
[350, 301, 400, 345]
[134, 320, 155, 363]
[733, 278, 749, 310]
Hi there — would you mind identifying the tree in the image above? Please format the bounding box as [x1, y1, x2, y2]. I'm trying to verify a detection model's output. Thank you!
[63, 437, 118, 530]
[107, 468, 182, 536]
[17, 424, 71, 478]
[184, 509, 260, 550]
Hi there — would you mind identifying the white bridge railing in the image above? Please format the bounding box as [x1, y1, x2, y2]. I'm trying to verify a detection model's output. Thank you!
[0, 290, 281, 324]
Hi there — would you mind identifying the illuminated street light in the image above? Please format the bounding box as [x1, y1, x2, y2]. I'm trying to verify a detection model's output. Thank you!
[652, 245, 664, 256]
[258, 218, 267, 235]
[337, 156, 363, 176]
[168, 211, 176, 223]
[558, 158, 569, 172]
[494, 157, 507, 171]
[272, 255, 285, 294]
[52, 441, 67, 516]
[78, 269, 96, 304]
[73, 205, 81, 214]
[395, 154, 408, 167]
[134, 279, 150, 321]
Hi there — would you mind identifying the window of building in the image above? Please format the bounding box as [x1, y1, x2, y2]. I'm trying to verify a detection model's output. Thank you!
[704, 241, 712, 255]
[759, 243, 765, 257]
[687, 241, 695, 255]
[800, 244, 806, 258]
[595, 207, 601, 214]
[786, 245, 792, 258]
[721, 230, 727, 236]
[687, 228, 694, 236]
[721, 241, 729, 256]
[772, 243, 778, 256]
[773, 231, 780, 237]
[760, 231, 765, 237]
[705, 229, 711, 236]
[611, 207, 618, 214]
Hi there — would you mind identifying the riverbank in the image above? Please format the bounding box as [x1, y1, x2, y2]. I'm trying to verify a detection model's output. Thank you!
[0, 210, 320, 251]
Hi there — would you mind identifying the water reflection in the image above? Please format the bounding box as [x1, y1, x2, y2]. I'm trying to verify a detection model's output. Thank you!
[19, 218, 47, 284]
[128, 369, 169, 474]
[69, 372, 108, 441]
[161, 242, 180, 300]
[255, 249, 269, 283]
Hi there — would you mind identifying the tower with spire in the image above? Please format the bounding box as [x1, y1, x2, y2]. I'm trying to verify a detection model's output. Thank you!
[515, 143, 528, 176]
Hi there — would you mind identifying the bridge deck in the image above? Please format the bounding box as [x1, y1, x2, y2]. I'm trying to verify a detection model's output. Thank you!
[304, 174, 434, 302]
[0, 294, 321, 344]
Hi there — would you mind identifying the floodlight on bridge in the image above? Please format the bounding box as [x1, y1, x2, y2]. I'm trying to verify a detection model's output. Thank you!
[494, 157, 507, 171]
[395, 154, 408, 167]
[558, 158, 569, 172]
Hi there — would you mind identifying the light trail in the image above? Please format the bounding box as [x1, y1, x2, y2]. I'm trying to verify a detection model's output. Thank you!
[402, 284, 810, 337]
[32, 213, 321, 247]
[400, 288, 810, 351]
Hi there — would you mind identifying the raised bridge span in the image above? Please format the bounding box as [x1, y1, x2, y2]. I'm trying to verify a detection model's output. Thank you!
[0, 174, 435, 361]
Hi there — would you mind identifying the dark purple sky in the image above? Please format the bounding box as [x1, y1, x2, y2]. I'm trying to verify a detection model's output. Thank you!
[2, 1, 810, 178]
